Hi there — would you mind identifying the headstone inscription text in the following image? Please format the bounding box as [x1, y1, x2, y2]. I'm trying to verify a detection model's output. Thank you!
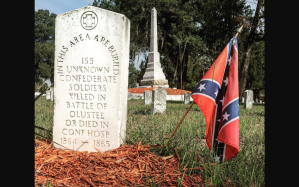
[53, 6, 130, 152]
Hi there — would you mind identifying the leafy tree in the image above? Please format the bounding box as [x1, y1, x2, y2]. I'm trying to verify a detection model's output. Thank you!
[128, 61, 141, 88]
[35, 9, 56, 86]
[239, 0, 264, 97]
[92, 0, 264, 92]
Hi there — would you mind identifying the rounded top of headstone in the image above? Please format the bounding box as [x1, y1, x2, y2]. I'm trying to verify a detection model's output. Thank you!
[56, 6, 129, 22]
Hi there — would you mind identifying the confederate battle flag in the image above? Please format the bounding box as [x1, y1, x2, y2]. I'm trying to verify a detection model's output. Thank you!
[191, 36, 239, 162]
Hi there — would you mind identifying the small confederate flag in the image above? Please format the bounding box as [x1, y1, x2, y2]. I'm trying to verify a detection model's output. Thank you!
[191, 36, 239, 162]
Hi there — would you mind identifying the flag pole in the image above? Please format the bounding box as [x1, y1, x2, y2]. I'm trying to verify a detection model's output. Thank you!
[162, 25, 244, 152]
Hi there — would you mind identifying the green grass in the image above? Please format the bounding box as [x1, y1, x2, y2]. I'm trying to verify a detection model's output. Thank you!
[35, 98, 265, 187]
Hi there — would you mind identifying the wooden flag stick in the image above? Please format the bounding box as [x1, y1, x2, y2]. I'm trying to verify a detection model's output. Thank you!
[162, 101, 195, 150]
[162, 25, 244, 152]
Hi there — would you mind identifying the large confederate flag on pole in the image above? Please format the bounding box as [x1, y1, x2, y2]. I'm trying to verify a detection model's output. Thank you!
[191, 36, 239, 162]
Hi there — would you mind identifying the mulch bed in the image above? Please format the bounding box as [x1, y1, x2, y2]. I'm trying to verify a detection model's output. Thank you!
[128, 88, 192, 95]
[35, 138, 205, 186]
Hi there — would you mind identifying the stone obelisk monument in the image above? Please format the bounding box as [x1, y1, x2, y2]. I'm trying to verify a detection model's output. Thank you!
[140, 7, 169, 88]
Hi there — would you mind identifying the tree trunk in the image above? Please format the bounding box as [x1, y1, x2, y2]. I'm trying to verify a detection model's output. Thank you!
[239, 0, 262, 98]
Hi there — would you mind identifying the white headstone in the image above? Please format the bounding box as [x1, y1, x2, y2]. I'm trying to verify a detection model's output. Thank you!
[184, 92, 191, 104]
[35, 92, 40, 96]
[259, 100, 262, 104]
[53, 6, 130, 152]
[46, 90, 51, 100]
[241, 97, 244, 103]
[140, 8, 168, 88]
[127, 92, 133, 100]
[144, 90, 152, 105]
[244, 90, 253, 109]
[151, 87, 167, 114]
[50, 87, 54, 101]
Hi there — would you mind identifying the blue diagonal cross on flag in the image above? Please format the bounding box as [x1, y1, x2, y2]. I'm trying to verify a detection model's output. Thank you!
[191, 36, 239, 162]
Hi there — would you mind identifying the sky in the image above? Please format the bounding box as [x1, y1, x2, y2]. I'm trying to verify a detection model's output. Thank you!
[35, 0, 257, 85]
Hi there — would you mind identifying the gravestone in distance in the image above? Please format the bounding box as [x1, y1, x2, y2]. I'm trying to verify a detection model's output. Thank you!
[244, 90, 253, 109]
[151, 87, 167, 114]
[127, 92, 133, 100]
[50, 87, 54, 101]
[184, 92, 191, 104]
[53, 6, 130, 152]
[242, 97, 244, 103]
[144, 90, 152, 105]
[46, 90, 50, 100]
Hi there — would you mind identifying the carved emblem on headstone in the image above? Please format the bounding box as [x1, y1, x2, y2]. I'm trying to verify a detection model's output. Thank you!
[81, 11, 98, 30]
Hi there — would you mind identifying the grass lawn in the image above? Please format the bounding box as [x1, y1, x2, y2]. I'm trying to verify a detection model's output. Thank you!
[35, 97, 265, 186]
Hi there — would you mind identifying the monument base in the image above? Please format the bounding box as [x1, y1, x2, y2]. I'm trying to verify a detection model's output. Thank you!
[140, 79, 168, 86]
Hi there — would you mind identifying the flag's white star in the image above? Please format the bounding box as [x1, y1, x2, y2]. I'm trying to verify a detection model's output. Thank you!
[198, 83, 206, 91]
[222, 111, 230, 121]
[228, 56, 232, 65]
[223, 77, 229, 86]
[214, 90, 218, 97]
[219, 96, 225, 104]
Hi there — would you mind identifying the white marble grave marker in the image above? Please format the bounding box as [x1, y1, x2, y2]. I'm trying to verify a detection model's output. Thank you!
[151, 87, 167, 114]
[244, 90, 253, 109]
[184, 92, 191, 104]
[53, 6, 130, 152]
[144, 90, 152, 104]
[46, 90, 50, 100]
[127, 92, 133, 100]
[50, 87, 54, 101]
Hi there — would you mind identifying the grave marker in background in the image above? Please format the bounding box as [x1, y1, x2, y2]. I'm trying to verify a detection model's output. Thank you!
[127, 92, 133, 100]
[144, 90, 152, 105]
[53, 6, 130, 152]
[244, 90, 253, 109]
[50, 87, 54, 101]
[151, 87, 166, 114]
[46, 90, 50, 100]
[184, 92, 190, 104]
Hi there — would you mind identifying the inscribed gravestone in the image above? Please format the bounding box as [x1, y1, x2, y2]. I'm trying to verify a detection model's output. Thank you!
[151, 87, 166, 114]
[244, 90, 253, 109]
[184, 92, 191, 104]
[53, 6, 130, 152]
[144, 90, 152, 105]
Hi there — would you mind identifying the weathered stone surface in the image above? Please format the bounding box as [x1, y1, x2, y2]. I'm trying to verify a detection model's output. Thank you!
[53, 6, 130, 152]
[144, 90, 152, 104]
[46, 90, 51, 100]
[140, 8, 168, 87]
[184, 92, 191, 104]
[127, 92, 133, 100]
[151, 87, 166, 114]
[244, 90, 253, 109]
[140, 80, 168, 86]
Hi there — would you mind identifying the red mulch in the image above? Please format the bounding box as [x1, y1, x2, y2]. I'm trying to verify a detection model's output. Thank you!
[35, 138, 205, 186]
[128, 88, 192, 95]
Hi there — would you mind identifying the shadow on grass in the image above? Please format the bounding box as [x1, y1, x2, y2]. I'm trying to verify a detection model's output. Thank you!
[132, 108, 152, 115]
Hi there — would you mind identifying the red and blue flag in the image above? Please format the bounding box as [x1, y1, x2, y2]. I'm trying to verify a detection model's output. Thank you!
[191, 36, 239, 162]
